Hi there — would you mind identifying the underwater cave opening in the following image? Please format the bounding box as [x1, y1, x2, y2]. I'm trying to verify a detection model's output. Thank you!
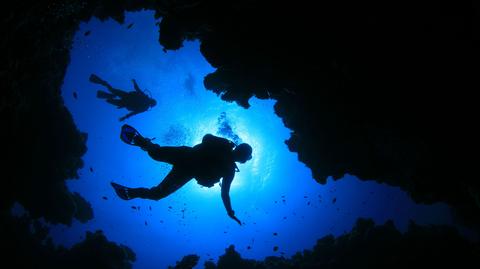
[44, 9, 463, 269]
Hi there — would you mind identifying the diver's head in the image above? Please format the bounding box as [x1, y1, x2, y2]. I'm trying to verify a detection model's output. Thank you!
[149, 98, 157, 108]
[233, 143, 252, 163]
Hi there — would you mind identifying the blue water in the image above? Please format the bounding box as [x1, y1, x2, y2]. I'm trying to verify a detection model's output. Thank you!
[52, 10, 458, 269]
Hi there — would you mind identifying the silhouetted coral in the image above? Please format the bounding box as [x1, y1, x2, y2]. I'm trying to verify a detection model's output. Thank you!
[0, 213, 135, 269]
[168, 254, 200, 269]
[184, 218, 480, 269]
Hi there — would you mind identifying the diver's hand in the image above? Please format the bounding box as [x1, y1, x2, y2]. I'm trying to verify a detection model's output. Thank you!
[228, 210, 242, 226]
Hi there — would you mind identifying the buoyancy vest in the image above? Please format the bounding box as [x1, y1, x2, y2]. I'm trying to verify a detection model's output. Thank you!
[193, 134, 235, 187]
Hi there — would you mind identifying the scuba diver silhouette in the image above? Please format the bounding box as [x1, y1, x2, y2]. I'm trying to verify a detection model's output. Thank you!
[89, 74, 157, 121]
[111, 124, 253, 225]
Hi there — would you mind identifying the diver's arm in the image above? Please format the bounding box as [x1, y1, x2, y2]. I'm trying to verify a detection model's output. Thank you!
[221, 176, 234, 215]
[221, 171, 241, 225]
[119, 111, 140, 121]
[132, 79, 143, 93]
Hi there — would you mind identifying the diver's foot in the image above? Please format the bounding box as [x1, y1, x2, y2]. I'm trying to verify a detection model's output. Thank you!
[111, 182, 133, 200]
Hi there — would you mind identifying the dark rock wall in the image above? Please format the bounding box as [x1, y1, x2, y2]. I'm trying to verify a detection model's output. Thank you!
[155, 0, 480, 228]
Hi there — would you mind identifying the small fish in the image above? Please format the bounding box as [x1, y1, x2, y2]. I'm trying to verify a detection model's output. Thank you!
[273, 246, 279, 252]
[127, 23, 134, 29]
[73, 91, 78, 99]
[247, 246, 251, 250]
[89, 167, 93, 172]
[84, 30, 91, 36]
[145, 221, 148, 226]
[149, 206, 152, 211]
[332, 198, 337, 204]
[131, 206, 137, 210]
[102, 196, 108, 200]
[273, 232, 278, 236]
[168, 206, 172, 209]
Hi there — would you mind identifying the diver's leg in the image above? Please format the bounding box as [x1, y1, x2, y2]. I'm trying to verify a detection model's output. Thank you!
[108, 88, 129, 98]
[135, 140, 192, 165]
[127, 167, 192, 201]
[106, 98, 124, 107]
[96, 90, 115, 99]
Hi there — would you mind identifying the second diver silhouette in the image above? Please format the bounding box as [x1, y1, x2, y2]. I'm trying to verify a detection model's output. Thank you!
[111, 124, 253, 225]
[89, 74, 157, 121]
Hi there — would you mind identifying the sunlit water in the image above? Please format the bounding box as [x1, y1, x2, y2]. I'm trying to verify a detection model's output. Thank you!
[50, 10, 457, 269]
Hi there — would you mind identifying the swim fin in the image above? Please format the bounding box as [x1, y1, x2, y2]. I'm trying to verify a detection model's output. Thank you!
[111, 182, 133, 200]
[89, 74, 109, 86]
[120, 124, 141, 145]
